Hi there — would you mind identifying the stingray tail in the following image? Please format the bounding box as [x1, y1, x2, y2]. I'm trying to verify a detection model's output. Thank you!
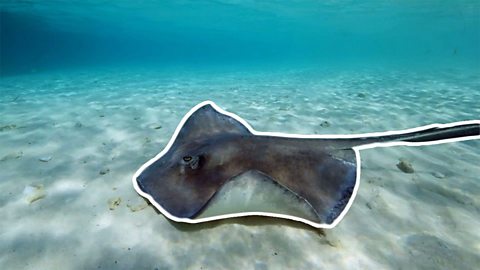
[351, 121, 480, 148]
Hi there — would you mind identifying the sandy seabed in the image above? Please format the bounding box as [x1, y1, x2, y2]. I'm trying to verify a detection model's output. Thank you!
[0, 67, 479, 269]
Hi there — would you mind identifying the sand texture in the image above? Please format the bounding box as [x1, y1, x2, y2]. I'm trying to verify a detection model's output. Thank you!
[0, 68, 479, 269]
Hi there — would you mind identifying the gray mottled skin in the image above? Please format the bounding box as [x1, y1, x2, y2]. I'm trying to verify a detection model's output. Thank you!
[136, 104, 479, 224]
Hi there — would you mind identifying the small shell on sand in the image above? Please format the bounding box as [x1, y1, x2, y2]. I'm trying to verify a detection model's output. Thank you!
[432, 172, 446, 179]
[147, 124, 163, 129]
[108, 197, 122, 210]
[127, 201, 149, 212]
[39, 156, 52, 162]
[397, 158, 415, 174]
[23, 184, 46, 204]
[0, 151, 23, 161]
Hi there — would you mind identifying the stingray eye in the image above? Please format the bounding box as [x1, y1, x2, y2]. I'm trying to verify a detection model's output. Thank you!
[181, 155, 201, 170]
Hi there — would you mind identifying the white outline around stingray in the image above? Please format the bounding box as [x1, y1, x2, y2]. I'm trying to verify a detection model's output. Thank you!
[132, 101, 480, 229]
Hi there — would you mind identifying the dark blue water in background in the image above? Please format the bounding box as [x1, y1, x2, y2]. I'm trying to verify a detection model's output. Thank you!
[1, 1, 479, 76]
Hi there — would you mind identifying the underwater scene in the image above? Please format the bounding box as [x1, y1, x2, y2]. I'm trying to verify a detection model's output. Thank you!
[1, 1, 479, 269]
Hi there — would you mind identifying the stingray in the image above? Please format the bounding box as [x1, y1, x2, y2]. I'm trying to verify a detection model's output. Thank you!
[133, 101, 479, 228]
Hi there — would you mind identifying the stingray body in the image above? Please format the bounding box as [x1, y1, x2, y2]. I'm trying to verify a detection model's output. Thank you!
[133, 101, 480, 228]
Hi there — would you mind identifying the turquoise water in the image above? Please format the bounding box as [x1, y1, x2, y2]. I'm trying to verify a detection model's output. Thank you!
[1, 1, 479, 270]
[1, 1, 479, 75]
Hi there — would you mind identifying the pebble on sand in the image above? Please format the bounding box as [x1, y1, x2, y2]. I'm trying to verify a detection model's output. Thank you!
[397, 158, 415, 174]
[0, 124, 17, 132]
[99, 168, 110, 175]
[320, 121, 331, 128]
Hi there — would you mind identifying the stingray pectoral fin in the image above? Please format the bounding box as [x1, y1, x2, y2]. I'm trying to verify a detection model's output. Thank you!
[195, 170, 321, 223]
[268, 149, 358, 225]
[173, 103, 252, 145]
[310, 156, 357, 224]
